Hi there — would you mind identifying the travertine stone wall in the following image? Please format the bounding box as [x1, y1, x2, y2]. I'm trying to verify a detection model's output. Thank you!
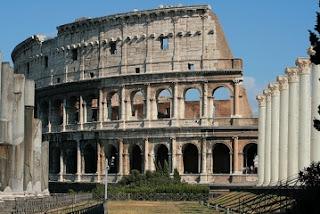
[0, 54, 48, 196]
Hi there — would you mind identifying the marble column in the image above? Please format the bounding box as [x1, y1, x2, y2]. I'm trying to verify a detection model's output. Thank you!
[76, 140, 81, 182]
[277, 75, 289, 184]
[118, 139, 124, 176]
[62, 98, 67, 131]
[233, 137, 240, 174]
[256, 95, 266, 186]
[233, 78, 242, 117]
[144, 138, 149, 172]
[296, 58, 311, 170]
[269, 83, 280, 185]
[311, 62, 320, 162]
[263, 88, 272, 186]
[286, 67, 300, 180]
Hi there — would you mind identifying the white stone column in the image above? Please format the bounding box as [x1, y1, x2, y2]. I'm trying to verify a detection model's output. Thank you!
[277, 75, 289, 184]
[286, 67, 300, 180]
[263, 89, 272, 186]
[118, 139, 124, 176]
[171, 137, 177, 173]
[76, 140, 81, 182]
[256, 95, 266, 186]
[144, 138, 149, 173]
[59, 147, 64, 182]
[269, 83, 280, 185]
[311, 62, 320, 162]
[296, 58, 311, 170]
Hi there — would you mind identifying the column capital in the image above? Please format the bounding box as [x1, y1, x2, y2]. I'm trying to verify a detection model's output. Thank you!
[232, 136, 239, 141]
[277, 75, 288, 90]
[295, 57, 311, 74]
[263, 88, 272, 101]
[268, 82, 280, 96]
[285, 67, 299, 83]
[256, 95, 266, 107]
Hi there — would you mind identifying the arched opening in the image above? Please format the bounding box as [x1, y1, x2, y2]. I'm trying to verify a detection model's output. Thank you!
[243, 143, 258, 174]
[212, 143, 230, 174]
[184, 88, 201, 119]
[106, 144, 118, 174]
[65, 146, 77, 174]
[157, 89, 172, 119]
[66, 96, 79, 124]
[49, 146, 60, 174]
[183, 143, 199, 174]
[108, 92, 120, 121]
[212, 87, 232, 117]
[84, 144, 97, 173]
[40, 101, 49, 128]
[130, 145, 142, 173]
[131, 90, 145, 120]
[85, 95, 98, 122]
[155, 144, 169, 171]
[52, 99, 63, 125]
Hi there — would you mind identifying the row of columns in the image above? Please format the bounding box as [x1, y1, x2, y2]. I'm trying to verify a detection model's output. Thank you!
[256, 56, 320, 186]
[43, 80, 243, 131]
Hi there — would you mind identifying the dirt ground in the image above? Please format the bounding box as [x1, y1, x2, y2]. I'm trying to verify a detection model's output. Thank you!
[107, 200, 221, 214]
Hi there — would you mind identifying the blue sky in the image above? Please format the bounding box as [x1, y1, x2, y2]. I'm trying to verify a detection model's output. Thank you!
[0, 0, 316, 113]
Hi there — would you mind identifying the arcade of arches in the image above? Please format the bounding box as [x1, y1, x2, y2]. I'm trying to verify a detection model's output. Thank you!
[48, 138, 257, 183]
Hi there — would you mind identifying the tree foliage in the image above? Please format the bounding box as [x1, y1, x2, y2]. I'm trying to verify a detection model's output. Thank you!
[309, 1, 320, 64]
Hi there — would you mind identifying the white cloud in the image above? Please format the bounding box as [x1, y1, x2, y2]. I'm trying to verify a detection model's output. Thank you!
[243, 76, 262, 117]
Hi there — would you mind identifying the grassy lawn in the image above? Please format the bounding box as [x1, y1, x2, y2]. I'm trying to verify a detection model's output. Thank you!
[108, 200, 221, 214]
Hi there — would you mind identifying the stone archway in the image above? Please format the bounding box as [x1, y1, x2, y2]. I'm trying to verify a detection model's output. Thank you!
[212, 143, 230, 174]
[84, 144, 97, 173]
[212, 86, 232, 118]
[183, 143, 199, 174]
[155, 144, 169, 171]
[243, 143, 258, 174]
[130, 145, 142, 173]
[157, 89, 172, 119]
[106, 144, 118, 173]
[65, 146, 77, 174]
[184, 88, 201, 119]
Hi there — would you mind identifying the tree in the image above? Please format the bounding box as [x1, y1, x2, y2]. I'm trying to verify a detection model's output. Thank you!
[309, 1, 320, 65]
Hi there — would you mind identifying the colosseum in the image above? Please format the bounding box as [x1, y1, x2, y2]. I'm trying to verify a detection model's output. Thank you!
[11, 5, 258, 184]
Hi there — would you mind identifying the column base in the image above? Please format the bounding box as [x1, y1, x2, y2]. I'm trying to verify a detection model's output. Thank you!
[199, 173, 208, 183]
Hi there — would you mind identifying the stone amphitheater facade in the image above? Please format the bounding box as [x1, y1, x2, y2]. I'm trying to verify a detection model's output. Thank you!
[11, 5, 258, 184]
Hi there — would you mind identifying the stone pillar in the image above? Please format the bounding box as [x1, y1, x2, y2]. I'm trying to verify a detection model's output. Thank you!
[99, 89, 104, 128]
[263, 89, 272, 186]
[296, 58, 311, 170]
[201, 82, 208, 125]
[118, 139, 123, 176]
[144, 138, 149, 173]
[233, 136, 240, 174]
[145, 84, 151, 123]
[229, 152, 233, 174]
[120, 86, 126, 127]
[311, 63, 320, 162]
[123, 143, 129, 175]
[83, 101, 87, 123]
[286, 67, 300, 179]
[79, 96, 84, 130]
[256, 95, 266, 185]
[48, 99, 52, 132]
[62, 98, 67, 131]
[233, 78, 242, 117]
[200, 138, 207, 182]
[97, 141, 101, 182]
[171, 138, 176, 173]
[277, 76, 289, 184]
[269, 83, 280, 185]
[76, 140, 81, 182]
[59, 147, 64, 182]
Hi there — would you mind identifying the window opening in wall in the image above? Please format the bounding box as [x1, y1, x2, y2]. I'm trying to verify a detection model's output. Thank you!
[160, 37, 169, 50]
[135, 67, 140, 74]
[188, 63, 195, 71]
[90, 72, 95, 78]
[44, 56, 49, 68]
[26, 62, 30, 75]
[72, 49, 78, 61]
[110, 42, 117, 55]
[56, 78, 61, 83]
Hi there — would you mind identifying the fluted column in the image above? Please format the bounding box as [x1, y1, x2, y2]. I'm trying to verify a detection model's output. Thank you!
[311, 62, 320, 162]
[118, 139, 124, 176]
[76, 140, 81, 182]
[277, 76, 289, 184]
[296, 58, 311, 170]
[269, 83, 280, 185]
[256, 95, 266, 186]
[263, 89, 272, 186]
[286, 67, 300, 179]
[144, 138, 149, 172]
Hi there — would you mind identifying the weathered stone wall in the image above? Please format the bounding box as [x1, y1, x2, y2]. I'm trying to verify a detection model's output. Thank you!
[0, 54, 48, 196]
